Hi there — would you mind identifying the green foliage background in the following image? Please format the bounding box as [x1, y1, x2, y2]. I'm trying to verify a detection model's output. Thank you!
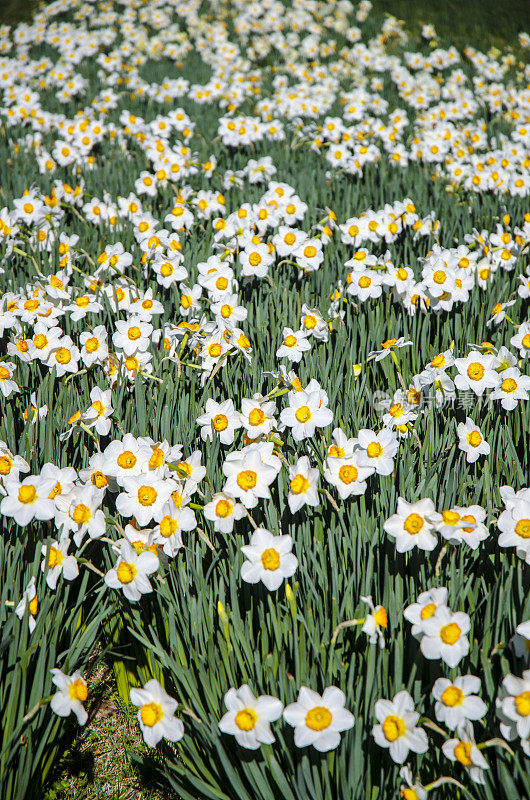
[0, 2, 530, 800]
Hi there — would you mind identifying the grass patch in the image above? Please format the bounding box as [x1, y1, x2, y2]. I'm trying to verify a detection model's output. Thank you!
[44, 659, 175, 800]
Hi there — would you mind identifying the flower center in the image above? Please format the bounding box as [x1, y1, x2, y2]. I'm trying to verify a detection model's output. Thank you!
[138, 486, 157, 506]
[149, 448, 165, 469]
[116, 562, 137, 584]
[304, 314, 317, 329]
[72, 503, 91, 525]
[249, 252, 262, 267]
[261, 548, 280, 571]
[68, 411, 81, 426]
[501, 378, 518, 393]
[404, 512, 425, 534]
[55, 347, 71, 364]
[159, 516, 178, 537]
[235, 708, 257, 731]
[18, 484, 37, 504]
[430, 354, 446, 368]
[68, 678, 88, 702]
[460, 514, 476, 532]
[140, 702, 164, 727]
[48, 546, 64, 568]
[374, 607, 388, 628]
[440, 622, 461, 645]
[284, 335, 297, 348]
[290, 474, 309, 494]
[117, 451, 137, 469]
[454, 741, 472, 766]
[216, 499, 232, 518]
[338, 464, 358, 484]
[178, 296, 193, 308]
[85, 336, 99, 353]
[248, 408, 265, 426]
[0, 456, 12, 475]
[305, 706, 332, 731]
[304, 245, 317, 258]
[420, 603, 437, 620]
[92, 400, 105, 417]
[466, 431, 482, 447]
[237, 470, 257, 490]
[522, 334, 530, 349]
[92, 471, 108, 488]
[515, 691, 530, 716]
[467, 362, 485, 381]
[295, 405, 311, 423]
[213, 413, 228, 431]
[515, 519, 530, 539]
[128, 326, 141, 340]
[382, 715, 405, 742]
[292, 377, 303, 391]
[441, 686, 464, 707]
[366, 442, 383, 458]
[177, 461, 192, 477]
[48, 481, 63, 500]
[33, 333, 48, 349]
